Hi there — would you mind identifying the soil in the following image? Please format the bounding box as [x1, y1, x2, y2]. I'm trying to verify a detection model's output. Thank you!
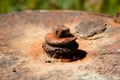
[0, 10, 120, 80]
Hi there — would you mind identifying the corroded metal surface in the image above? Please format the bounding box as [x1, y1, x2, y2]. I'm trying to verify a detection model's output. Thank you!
[53, 24, 71, 38]
[44, 33, 76, 47]
[0, 10, 120, 80]
[75, 18, 107, 37]
[42, 25, 80, 60]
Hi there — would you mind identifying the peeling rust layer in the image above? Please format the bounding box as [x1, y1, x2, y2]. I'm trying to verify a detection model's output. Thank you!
[75, 18, 107, 38]
[0, 10, 120, 80]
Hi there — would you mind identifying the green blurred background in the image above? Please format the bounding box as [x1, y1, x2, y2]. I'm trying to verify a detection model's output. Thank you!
[0, 0, 120, 15]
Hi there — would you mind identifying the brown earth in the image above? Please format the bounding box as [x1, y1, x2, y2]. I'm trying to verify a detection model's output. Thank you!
[0, 10, 120, 80]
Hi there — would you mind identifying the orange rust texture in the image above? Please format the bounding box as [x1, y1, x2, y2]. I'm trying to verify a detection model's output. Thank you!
[28, 41, 43, 60]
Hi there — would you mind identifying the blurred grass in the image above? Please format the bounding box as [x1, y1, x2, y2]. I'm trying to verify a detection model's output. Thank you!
[0, 0, 120, 15]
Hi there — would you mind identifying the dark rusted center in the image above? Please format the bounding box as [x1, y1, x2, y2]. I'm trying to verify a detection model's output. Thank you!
[42, 25, 82, 61]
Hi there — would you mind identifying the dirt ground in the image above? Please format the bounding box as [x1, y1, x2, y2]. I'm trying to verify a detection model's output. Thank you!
[0, 10, 120, 80]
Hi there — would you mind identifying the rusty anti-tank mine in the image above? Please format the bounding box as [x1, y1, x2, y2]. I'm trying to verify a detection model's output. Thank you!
[42, 25, 81, 61]
[0, 11, 120, 80]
